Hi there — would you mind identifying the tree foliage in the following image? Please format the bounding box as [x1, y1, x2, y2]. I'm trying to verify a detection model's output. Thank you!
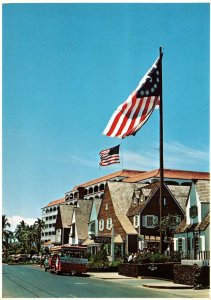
[154, 214, 181, 242]
[2, 215, 45, 257]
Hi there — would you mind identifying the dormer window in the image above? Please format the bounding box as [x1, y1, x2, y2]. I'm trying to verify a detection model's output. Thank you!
[140, 195, 145, 203]
[133, 190, 140, 204]
[189, 205, 198, 218]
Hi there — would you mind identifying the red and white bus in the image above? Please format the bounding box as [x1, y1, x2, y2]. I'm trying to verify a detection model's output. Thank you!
[48, 244, 88, 275]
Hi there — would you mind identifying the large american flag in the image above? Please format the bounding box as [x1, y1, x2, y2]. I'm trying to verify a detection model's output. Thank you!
[103, 57, 161, 139]
[99, 145, 120, 166]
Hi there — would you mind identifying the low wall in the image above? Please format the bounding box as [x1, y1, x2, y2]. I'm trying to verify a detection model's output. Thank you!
[87, 266, 119, 272]
[174, 264, 210, 288]
[118, 263, 178, 280]
[118, 263, 139, 278]
[118, 263, 210, 288]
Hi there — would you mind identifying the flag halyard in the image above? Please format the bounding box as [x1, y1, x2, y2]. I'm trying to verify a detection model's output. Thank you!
[103, 57, 161, 139]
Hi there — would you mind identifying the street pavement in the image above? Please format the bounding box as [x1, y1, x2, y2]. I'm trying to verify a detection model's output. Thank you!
[3, 264, 210, 298]
[87, 272, 210, 298]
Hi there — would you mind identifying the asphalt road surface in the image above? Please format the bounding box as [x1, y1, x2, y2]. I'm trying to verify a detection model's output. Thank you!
[2, 265, 209, 298]
[2, 264, 183, 298]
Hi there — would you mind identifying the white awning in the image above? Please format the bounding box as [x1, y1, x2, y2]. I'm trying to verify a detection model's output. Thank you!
[114, 234, 123, 244]
[82, 238, 99, 246]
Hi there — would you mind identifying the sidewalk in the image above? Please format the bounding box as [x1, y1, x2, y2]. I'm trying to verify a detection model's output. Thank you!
[88, 272, 193, 288]
[88, 272, 210, 298]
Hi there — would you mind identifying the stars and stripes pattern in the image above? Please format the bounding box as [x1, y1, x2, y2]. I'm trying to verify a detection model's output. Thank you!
[103, 57, 161, 139]
[99, 145, 120, 166]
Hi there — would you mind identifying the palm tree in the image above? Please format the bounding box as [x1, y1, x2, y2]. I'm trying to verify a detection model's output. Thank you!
[15, 220, 28, 253]
[2, 215, 11, 258]
[34, 218, 45, 253]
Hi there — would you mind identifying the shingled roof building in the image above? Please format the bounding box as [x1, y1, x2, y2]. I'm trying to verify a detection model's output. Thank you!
[55, 204, 74, 245]
[97, 181, 143, 256]
[41, 169, 209, 250]
[174, 180, 210, 260]
[127, 183, 190, 252]
[69, 200, 92, 246]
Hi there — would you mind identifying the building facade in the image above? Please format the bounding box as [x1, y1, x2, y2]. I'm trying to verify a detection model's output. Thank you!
[41, 198, 65, 243]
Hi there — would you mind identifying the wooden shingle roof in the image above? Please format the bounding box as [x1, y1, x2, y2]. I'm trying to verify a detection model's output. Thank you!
[107, 181, 143, 215]
[195, 180, 210, 203]
[59, 204, 74, 228]
[175, 212, 210, 233]
[195, 212, 210, 231]
[107, 181, 143, 234]
[167, 185, 191, 213]
[75, 200, 92, 240]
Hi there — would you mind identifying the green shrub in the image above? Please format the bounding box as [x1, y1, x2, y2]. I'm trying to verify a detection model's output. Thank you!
[135, 252, 172, 264]
[150, 253, 171, 263]
[135, 252, 151, 264]
[2, 258, 13, 263]
[110, 258, 124, 267]
[87, 249, 109, 268]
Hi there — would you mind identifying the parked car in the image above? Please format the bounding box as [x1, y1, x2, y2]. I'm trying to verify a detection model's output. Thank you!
[32, 254, 41, 263]
[11, 254, 29, 263]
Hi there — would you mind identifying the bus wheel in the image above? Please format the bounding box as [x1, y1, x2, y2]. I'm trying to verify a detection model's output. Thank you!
[71, 270, 76, 276]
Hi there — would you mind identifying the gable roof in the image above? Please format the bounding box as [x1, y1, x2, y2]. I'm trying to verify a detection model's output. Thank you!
[127, 183, 189, 217]
[167, 185, 191, 213]
[195, 180, 210, 203]
[195, 212, 210, 231]
[106, 181, 143, 234]
[127, 184, 156, 217]
[59, 204, 74, 228]
[123, 169, 210, 183]
[74, 200, 92, 240]
[107, 181, 143, 215]
[72, 169, 145, 190]
[175, 212, 210, 233]
[89, 198, 102, 221]
[117, 215, 138, 234]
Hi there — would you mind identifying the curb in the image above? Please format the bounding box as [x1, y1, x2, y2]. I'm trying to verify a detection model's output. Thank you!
[143, 284, 194, 289]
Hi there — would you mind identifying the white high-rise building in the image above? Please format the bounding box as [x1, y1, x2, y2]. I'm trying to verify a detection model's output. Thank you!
[41, 198, 65, 243]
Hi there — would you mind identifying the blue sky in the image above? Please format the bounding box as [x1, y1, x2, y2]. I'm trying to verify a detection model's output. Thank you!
[2, 2, 210, 229]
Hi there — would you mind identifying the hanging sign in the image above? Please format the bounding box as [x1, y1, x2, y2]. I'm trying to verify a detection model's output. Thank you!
[94, 236, 111, 243]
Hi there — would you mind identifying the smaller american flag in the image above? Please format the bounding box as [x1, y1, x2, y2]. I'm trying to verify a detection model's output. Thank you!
[99, 145, 120, 166]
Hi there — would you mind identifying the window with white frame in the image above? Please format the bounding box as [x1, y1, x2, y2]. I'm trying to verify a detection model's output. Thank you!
[142, 215, 158, 228]
[107, 218, 112, 230]
[178, 238, 183, 251]
[105, 204, 109, 211]
[134, 215, 139, 228]
[99, 219, 104, 231]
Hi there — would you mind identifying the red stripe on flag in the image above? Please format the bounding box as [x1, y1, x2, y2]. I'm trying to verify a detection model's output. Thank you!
[106, 102, 128, 137]
[115, 93, 137, 137]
